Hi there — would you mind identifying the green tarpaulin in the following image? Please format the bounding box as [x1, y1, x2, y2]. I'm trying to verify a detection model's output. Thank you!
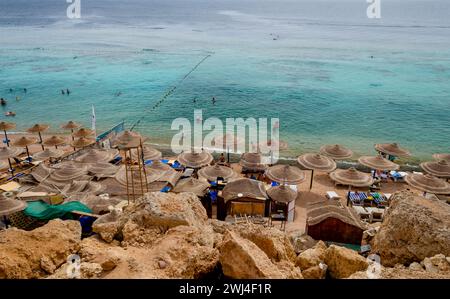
[24, 200, 92, 221]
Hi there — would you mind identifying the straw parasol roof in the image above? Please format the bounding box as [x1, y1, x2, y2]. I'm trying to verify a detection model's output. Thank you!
[27, 124, 49, 133]
[73, 128, 95, 138]
[130, 146, 162, 161]
[307, 201, 364, 229]
[12, 136, 38, 148]
[87, 162, 120, 178]
[0, 160, 8, 169]
[51, 161, 90, 181]
[33, 148, 65, 160]
[222, 178, 268, 203]
[61, 121, 81, 130]
[75, 148, 118, 163]
[297, 153, 337, 172]
[0, 196, 28, 216]
[329, 167, 374, 187]
[374, 143, 411, 157]
[358, 155, 399, 171]
[0, 122, 16, 131]
[267, 185, 297, 203]
[320, 144, 353, 160]
[265, 165, 306, 185]
[0, 147, 23, 159]
[420, 160, 450, 179]
[114, 165, 161, 187]
[113, 130, 145, 147]
[405, 173, 450, 194]
[43, 136, 66, 147]
[147, 160, 172, 172]
[71, 137, 95, 148]
[198, 164, 237, 181]
[433, 153, 450, 162]
[239, 152, 268, 171]
[172, 177, 210, 197]
[62, 180, 105, 196]
[177, 151, 213, 168]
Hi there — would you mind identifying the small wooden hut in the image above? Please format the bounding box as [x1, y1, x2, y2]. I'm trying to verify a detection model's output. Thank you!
[218, 178, 268, 220]
[306, 200, 365, 245]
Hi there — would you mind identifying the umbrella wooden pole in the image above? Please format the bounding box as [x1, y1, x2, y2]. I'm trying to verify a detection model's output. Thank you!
[38, 132, 44, 151]
[309, 169, 314, 190]
[3, 130, 9, 147]
[346, 185, 352, 206]
[71, 129, 75, 141]
[25, 146, 31, 160]
[7, 158, 14, 177]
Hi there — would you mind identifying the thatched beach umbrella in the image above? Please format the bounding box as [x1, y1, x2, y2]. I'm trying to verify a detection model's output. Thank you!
[297, 153, 337, 189]
[267, 185, 297, 204]
[0, 147, 23, 175]
[33, 148, 65, 161]
[12, 136, 37, 160]
[265, 165, 305, 185]
[178, 151, 213, 169]
[0, 121, 16, 147]
[61, 121, 81, 141]
[43, 135, 66, 149]
[0, 196, 27, 217]
[405, 173, 450, 194]
[71, 137, 95, 149]
[374, 143, 411, 158]
[330, 168, 374, 206]
[239, 152, 268, 172]
[147, 160, 172, 172]
[420, 160, 450, 179]
[358, 155, 399, 172]
[27, 124, 49, 151]
[432, 153, 450, 162]
[198, 164, 237, 182]
[172, 177, 210, 197]
[73, 128, 95, 138]
[75, 148, 118, 164]
[113, 130, 146, 148]
[320, 144, 353, 160]
[329, 167, 374, 188]
[130, 146, 162, 161]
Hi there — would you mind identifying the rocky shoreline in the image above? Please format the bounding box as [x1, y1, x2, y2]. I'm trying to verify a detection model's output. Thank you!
[1, 190, 449, 279]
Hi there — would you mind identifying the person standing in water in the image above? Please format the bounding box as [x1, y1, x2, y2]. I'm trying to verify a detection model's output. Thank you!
[212, 97, 216, 105]
[66, 88, 70, 95]
[61, 89, 65, 95]
[23, 88, 27, 93]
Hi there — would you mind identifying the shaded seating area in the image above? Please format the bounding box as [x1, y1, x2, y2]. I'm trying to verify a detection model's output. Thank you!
[219, 178, 269, 222]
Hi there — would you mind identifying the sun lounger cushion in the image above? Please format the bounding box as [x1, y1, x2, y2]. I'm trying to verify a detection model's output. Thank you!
[326, 191, 340, 200]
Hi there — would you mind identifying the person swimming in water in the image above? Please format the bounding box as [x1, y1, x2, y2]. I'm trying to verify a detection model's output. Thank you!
[61, 89, 65, 95]
[24, 88, 27, 93]
[1, 98, 6, 105]
[66, 88, 70, 95]
[9, 88, 13, 93]
[193, 97, 197, 103]
[212, 97, 216, 105]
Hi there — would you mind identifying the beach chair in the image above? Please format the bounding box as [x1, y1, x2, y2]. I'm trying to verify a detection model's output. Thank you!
[390, 171, 407, 182]
[326, 191, 341, 200]
[144, 160, 153, 165]
[366, 207, 385, 222]
[160, 185, 171, 193]
[271, 181, 280, 187]
[181, 168, 194, 178]
[353, 206, 371, 221]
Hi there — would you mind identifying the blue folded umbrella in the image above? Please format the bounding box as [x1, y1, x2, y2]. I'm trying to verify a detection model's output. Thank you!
[161, 186, 171, 193]
[161, 159, 169, 164]
[145, 160, 153, 165]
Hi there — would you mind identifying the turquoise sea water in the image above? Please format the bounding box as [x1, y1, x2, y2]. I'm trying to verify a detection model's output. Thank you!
[0, 0, 449, 161]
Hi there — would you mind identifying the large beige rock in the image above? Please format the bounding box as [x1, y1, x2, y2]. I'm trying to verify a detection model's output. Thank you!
[92, 192, 209, 244]
[295, 241, 327, 270]
[218, 231, 286, 279]
[325, 245, 368, 279]
[92, 209, 122, 243]
[0, 220, 81, 279]
[302, 263, 328, 279]
[372, 191, 450, 266]
[235, 224, 297, 263]
[288, 231, 317, 254]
